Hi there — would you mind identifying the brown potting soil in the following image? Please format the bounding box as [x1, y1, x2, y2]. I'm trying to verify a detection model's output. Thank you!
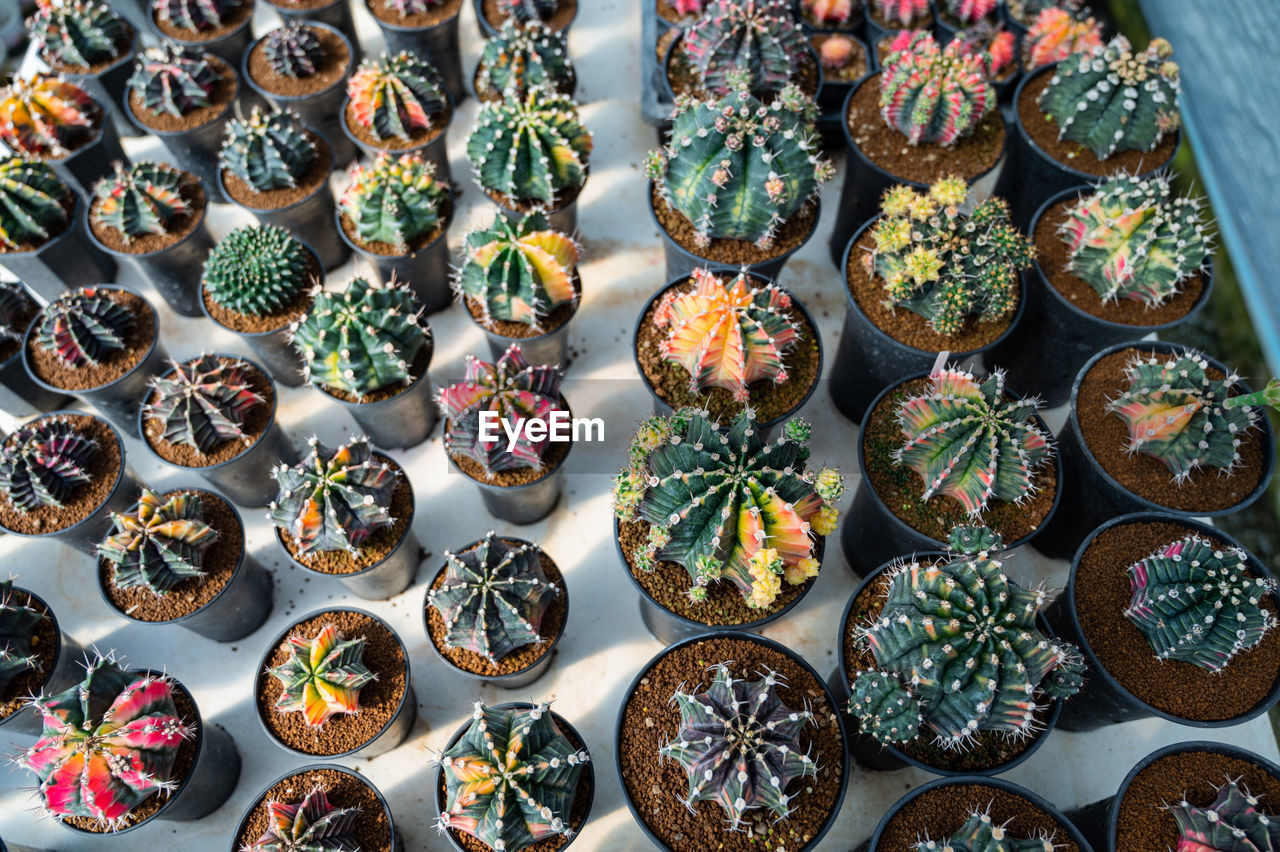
[0, 414, 123, 537]
[256, 609, 408, 756]
[1075, 347, 1267, 513]
[1073, 519, 1280, 722]
[449, 414, 572, 486]
[26, 288, 156, 392]
[655, 26, 679, 63]
[862, 377, 1059, 545]
[337, 192, 451, 257]
[236, 766, 393, 852]
[277, 455, 414, 575]
[482, 0, 577, 31]
[1018, 69, 1179, 178]
[845, 229, 1018, 353]
[635, 276, 821, 424]
[247, 26, 351, 98]
[867, 6, 934, 30]
[425, 544, 567, 677]
[0, 294, 39, 363]
[618, 636, 845, 852]
[463, 272, 580, 340]
[811, 34, 868, 83]
[343, 97, 450, 151]
[89, 177, 206, 256]
[652, 185, 820, 266]
[142, 357, 276, 468]
[43, 21, 134, 74]
[319, 345, 430, 404]
[846, 73, 1006, 184]
[151, 0, 253, 43]
[485, 177, 585, 220]
[874, 783, 1080, 852]
[617, 518, 814, 627]
[666, 38, 821, 100]
[203, 249, 321, 335]
[1034, 198, 1207, 326]
[0, 590, 56, 722]
[222, 131, 333, 211]
[98, 490, 243, 623]
[367, 0, 462, 27]
[129, 55, 237, 132]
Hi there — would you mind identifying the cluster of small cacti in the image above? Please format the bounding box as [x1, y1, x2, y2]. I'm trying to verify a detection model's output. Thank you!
[880, 31, 994, 146]
[203, 224, 312, 317]
[427, 532, 560, 663]
[439, 344, 566, 475]
[866, 178, 1033, 335]
[20, 654, 191, 828]
[128, 43, 221, 118]
[244, 786, 360, 852]
[456, 212, 578, 327]
[646, 73, 832, 247]
[660, 663, 816, 828]
[268, 622, 375, 727]
[1167, 779, 1280, 852]
[0, 157, 73, 251]
[145, 354, 264, 454]
[346, 51, 448, 142]
[466, 87, 592, 206]
[0, 417, 98, 512]
[152, 0, 241, 31]
[270, 436, 400, 557]
[1038, 36, 1181, 160]
[915, 808, 1058, 852]
[219, 108, 318, 193]
[850, 524, 1084, 750]
[0, 75, 98, 158]
[1060, 173, 1212, 308]
[35, 287, 134, 368]
[477, 21, 575, 99]
[91, 161, 192, 242]
[29, 0, 129, 69]
[98, 488, 218, 595]
[339, 152, 448, 252]
[1023, 7, 1103, 70]
[612, 410, 842, 606]
[800, 0, 859, 27]
[262, 23, 325, 79]
[0, 579, 44, 694]
[0, 282, 36, 345]
[954, 22, 1017, 79]
[436, 701, 589, 852]
[497, 0, 557, 25]
[894, 364, 1054, 516]
[682, 0, 809, 97]
[940, 0, 996, 24]
[870, 0, 928, 26]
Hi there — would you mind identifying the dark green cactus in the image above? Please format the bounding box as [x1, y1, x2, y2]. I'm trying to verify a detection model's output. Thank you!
[30, 0, 130, 69]
[97, 489, 218, 595]
[34, 287, 134, 368]
[0, 579, 44, 695]
[145, 354, 265, 455]
[456, 212, 579, 327]
[91, 161, 193, 243]
[152, 0, 242, 31]
[682, 0, 810, 97]
[0, 282, 38, 346]
[127, 44, 220, 118]
[262, 24, 325, 79]
[338, 152, 448, 252]
[346, 51, 448, 142]
[466, 87, 592, 206]
[1168, 779, 1280, 852]
[477, 21, 575, 99]
[0, 157, 73, 252]
[0, 417, 99, 512]
[202, 224, 313, 317]
[219, 107, 318, 193]
[915, 809, 1058, 851]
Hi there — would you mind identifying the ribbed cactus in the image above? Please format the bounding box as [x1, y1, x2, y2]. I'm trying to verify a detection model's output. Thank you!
[672, 0, 704, 14]
[497, 0, 556, 25]
[91, 161, 192, 243]
[0, 283, 36, 345]
[652, 268, 800, 403]
[245, 786, 360, 852]
[880, 31, 994, 146]
[477, 21, 574, 98]
[269, 436, 400, 556]
[428, 532, 560, 664]
[870, 0, 927, 25]
[660, 663, 816, 828]
[916, 809, 1058, 852]
[850, 524, 1084, 749]
[682, 0, 809, 97]
[20, 655, 191, 828]
[1023, 7, 1103, 71]
[0, 417, 98, 512]
[145, 354, 265, 455]
[219, 108, 318, 194]
[339, 152, 448, 252]
[1168, 780, 1280, 852]
[647, 75, 831, 247]
[800, 0, 858, 27]
[291, 276, 429, 399]
[612, 410, 842, 606]
[0, 157, 72, 251]
[437, 701, 589, 852]
[940, 0, 996, 24]
[954, 22, 1017, 79]
[203, 225, 312, 317]
[34, 287, 134, 368]
[457, 212, 578, 327]
[866, 178, 1032, 335]
[127, 44, 220, 118]
[1006, 0, 1086, 26]
[384, 0, 443, 13]
[819, 35, 859, 73]
[1125, 534, 1277, 673]
[0, 75, 98, 158]
[894, 364, 1052, 516]
[30, 0, 130, 69]
[98, 489, 218, 596]
[1060, 173, 1211, 308]
[439, 344, 566, 475]
[262, 24, 325, 79]
[152, 0, 241, 31]
[467, 87, 592, 206]
[0, 579, 44, 695]
[268, 622, 375, 728]
[1038, 36, 1180, 160]
[346, 52, 448, 142]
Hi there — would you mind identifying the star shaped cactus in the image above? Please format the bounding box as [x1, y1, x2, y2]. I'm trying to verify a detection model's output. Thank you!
[456, 212, 578, 328]
[0, 579, 44, 695]
[245, 786, 361, 852]
[660, 663, 816, 828]
[30, 0, 130, 70]
[152, 0, 241, 31]
[262, 24, 325, 80]
[127, 44, 221, 118]
[346, 51, 448, 142]
[19, 654, 192, 829]
[219, 107, 318, 194]
[34, 286, 134, 368]
[339, 152, 449, 253]
[800, 0, 858, 28]
[893, 363, 1053, 516]
[268, 623, 375, 728]
[0, 417, 99, 512]
[91, 161, 193, 244]
[98, 489, 219, 596]
[428, 532, 560, 664]
[467, 87, 592, 207]
[0, 75, 99, 159]
[652, 268, 801, 403]
[1023, 7, 1103, 70]
[0, 157, 73, 251]
[1168, 779, 1280, 852]
[436, 701, 589, 852]
[915, 808, 1057, 852]
[269, 436, 400, 557]
[145, 354, 265, 455]
[203, 224, 313, 317]
[477, 21, 574, 99]
[880, 31, 994, 147]
[682, 0, 809, 97]
[850, 524, 1084, 750]
[871, 0, 928, 25]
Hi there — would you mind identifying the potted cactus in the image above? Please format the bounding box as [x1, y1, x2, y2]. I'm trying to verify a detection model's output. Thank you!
[125, 45, 238, 204]
[616, 631, 848, 852]
[0, 578, 86, 737]
[933, 0, 999, 39]
[795, 0, 863, 32]
[1034, 342, 1278, 560]
[433, 701, 594, 852]
[219, 107, 348, 272]
[342, 51, 453, 185]
[456, 212, 580, 366]
[475, 20, 575, 102]
[262, 0, 358, 48]
[989, 175, 1215, 408]
[336, 152, 454, 314]
[952, 20, 1021, 101]
[438, 344, 572, 525]
[1021, 6, 1103, 72]
[476, 0, 578, 38]
[95, 487, 274, 641]
[254, 608, 417, 759]
[148, 0, 254, 68]
[139, 354, 299, 507]
[365, 0, 466, 105]
[655, 0, 704, 27]
[269, 435, 421, 599]
[291, 276, 437, 449]
[0, 282, 69, 416]
[201, 225, 321, 388]
[811, 33, 869, 123]
[85, 160, 214, 317]
[647, 74, 830, 281]
[425, 533, 569, 689]
[864, 0, 932, 41]
[611, 408, 842, 644]
[831, 178, 1033, 424]
[21, 285, 167, 438]
[234, 765, 404, 852]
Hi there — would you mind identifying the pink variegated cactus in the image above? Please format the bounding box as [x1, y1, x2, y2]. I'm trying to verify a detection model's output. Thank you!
[941, 0, 997, 24]
[672, 0, 703, 15]
[880, 31, 994, 146]
[1023, 7, 1103, 70]
[801, 0, 857, 27]
[20, 655, 191, 828]
[870, 0, 927, 26]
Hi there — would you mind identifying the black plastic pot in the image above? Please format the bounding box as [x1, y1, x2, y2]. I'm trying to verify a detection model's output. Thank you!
[43, 96, 127, 200]
[0, 587, 87, 737]
[0, 349, 70, 417]
[1032, 340, 1277, 561]
[222, 172, 349, 274]
[340, 92, 454, 189]
[56, 26, 144, 139]
[150, 7, 253, 70]
[473, 294, 578, 367]
[255, 607, 417, 758]
[371, 1, 466, 106]
[316, 353, 438, 450]
[0, 199, 116, 303]
[448, 431, 571, 525]
[986, 188, 1215, 408]
[615, 631, 849, 852]
[474, 0, 579, 38]
[129, 67, 238, 205]
[337, 206, 454, 315]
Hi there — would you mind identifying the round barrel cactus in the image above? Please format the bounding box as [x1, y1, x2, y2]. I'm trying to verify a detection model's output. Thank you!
[456, 212, 578, 328]
[466, 87, 592, 206]
[682, 0, 809, 97]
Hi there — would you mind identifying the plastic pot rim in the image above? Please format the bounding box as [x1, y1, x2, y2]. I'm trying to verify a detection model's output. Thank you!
[367, 0, 463, 32]
[312, 337, 435, 413]
[338, 90, 453, 159]
[0, 585, 66, 729]
[199, 241, 323, 341]
[218, 140, 336, 218]
[82, 191, 211, 262]
[443, 397, 576, 495]
[124, 54, 238, 139]
[466, 270, 582, 354]
[334, 201, 455, 265]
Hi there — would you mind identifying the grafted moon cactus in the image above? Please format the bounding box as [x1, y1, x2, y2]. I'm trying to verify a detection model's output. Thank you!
[0, 417, 98, 512]
[262, 24, 325, 79]
[127, 44, 220, 118]
[1168, 779, 1280, 852]
[682, 0, 809, 97]
[98, 489, 218, 595]
[1023, 7, 1103, 71]
[145, 354, 265, 454]
[456, 212, 578, 328]
[346, 52, 448, 142]
[152, 0, 241, 31]
[245, 786, 361, 852]
[339, 152, 448, 252]
[870, 0, 928, 26]
[466, 87, 592, 206]
[219, 107, 318, 193]
[954, 22, 1017, 80]
[0, 579, 44, 694]
[477, 21, 574, 98]
[880, 31, 994, 147]
[30, 0, 130, 70]
[800, 0, 858, 27]
[0, 75, 98, 159]
[203, 224, 313, 317]
[0, 157, 73, 251]
[35, 287, 134, 368]
[916, 808, 1058, 852]
[92, 161, 192, 243]
[268, 623, 375, 728]
[940, 0, 996, 24]
[660, 663, 816, 828]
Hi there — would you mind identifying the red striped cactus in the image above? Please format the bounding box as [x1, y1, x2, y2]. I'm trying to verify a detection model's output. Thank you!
[870, 0, 928, 26]
[880, 31, 994, 146]
[268, 623, 375, 728]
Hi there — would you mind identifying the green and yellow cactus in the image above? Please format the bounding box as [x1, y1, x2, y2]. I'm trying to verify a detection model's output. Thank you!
[456, 212, 578, 328]
[467, 87, 592, 206]
[0, 75, 99, 159]
[0, 417, 99, 513]
[30, 0, 130, 70]
[346, 51, 448, 142]
[477, 21, 574, 99]
[98, 489, 219, 595]
[0, 579, 44, 695]
[145, 354, 265, 455]
[0, 157, 73, 251]
[268, 623, 375, 728]
[682, 0, 809, 97]
[127, 44, 220, 118]
[91, 161, 192, 243]
[339, 152, 448, 252]
[219, 107, 318, 194]
[880, 31, 994, 147]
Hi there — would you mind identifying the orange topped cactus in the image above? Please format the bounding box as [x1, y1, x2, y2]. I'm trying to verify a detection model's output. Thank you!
[0, 75, 99, 159]
[1023, 7, 1103, 70]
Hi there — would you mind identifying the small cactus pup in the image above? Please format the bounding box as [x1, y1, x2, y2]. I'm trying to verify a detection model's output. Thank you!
[149, 0, 254, 68]
[879, 31, 996, 147]
[868, 0, 930, 29]
[953, 21, 1018, 82]
[799, 0, 861, 30]
[342, 51, 451, 177]
[1022, 6, 1103, 70]
[915, 808, 1059, 851]
[673, 0, 813, 100]
[475, 20, 575, 101]
[1167, 779, 1280, 852]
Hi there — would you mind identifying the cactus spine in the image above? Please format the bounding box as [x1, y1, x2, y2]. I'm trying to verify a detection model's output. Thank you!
[457, 212, 578, 328]
[145, 354, 265, 455]
[219, 107, 318, 193]
[98, 489, 218, 595]
[0, 417, 99, 512]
